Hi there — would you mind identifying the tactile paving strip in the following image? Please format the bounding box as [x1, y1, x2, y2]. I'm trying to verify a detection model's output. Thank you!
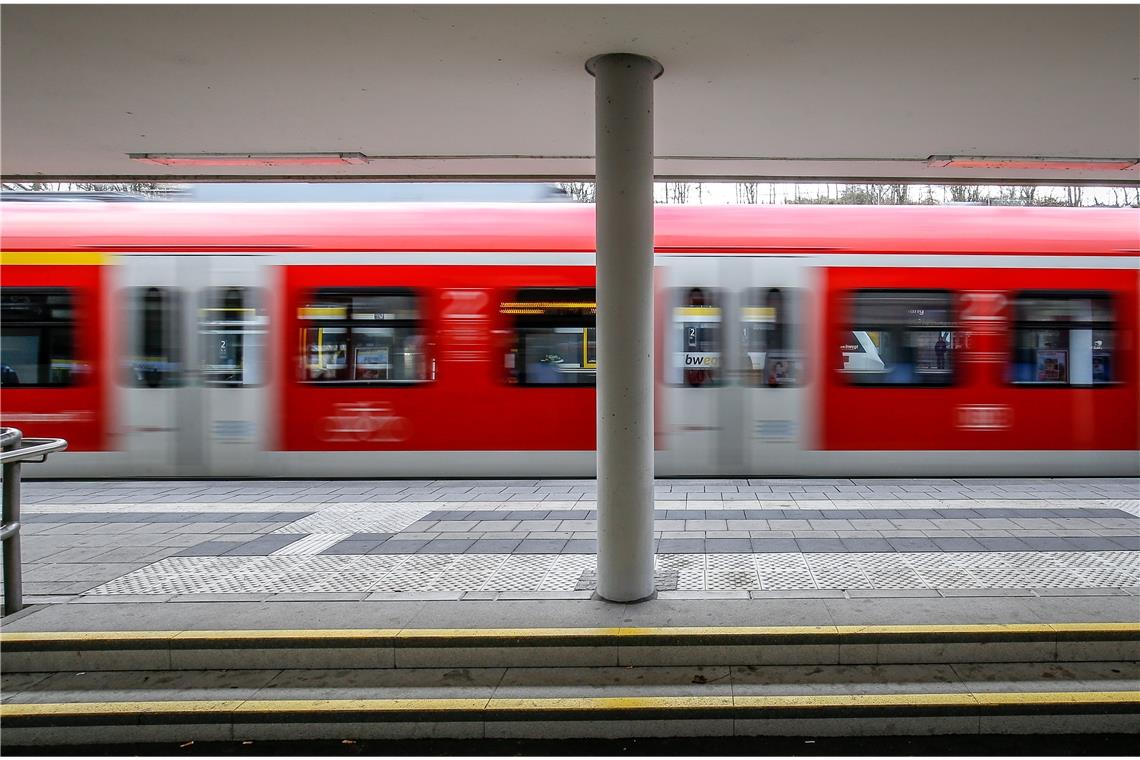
[85, 551, 1140, 596]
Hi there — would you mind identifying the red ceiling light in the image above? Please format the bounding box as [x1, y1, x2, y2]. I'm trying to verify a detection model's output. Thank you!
[130, 153, 370, 167]
[928, 156, 1138, 171]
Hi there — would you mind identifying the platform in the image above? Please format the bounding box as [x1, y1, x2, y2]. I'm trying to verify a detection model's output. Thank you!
[3, 477, 1139, 745]
[7, 477, 1138, 603]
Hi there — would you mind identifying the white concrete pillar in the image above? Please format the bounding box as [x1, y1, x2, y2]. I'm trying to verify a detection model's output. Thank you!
[587, 53, 663, 602]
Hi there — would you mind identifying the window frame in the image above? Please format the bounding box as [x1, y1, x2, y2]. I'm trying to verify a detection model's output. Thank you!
[504, 286, 597, 387]
[122, 286, 184, 388]
[1008, 289, 1117, 389]
[667, 286, 725, 388]
[199, 286, 268, 388]
[297, 286, 432, 387]
[741, 286, 803, 388]
[841, 288, 957, 388]
[0, 287, 78, 388]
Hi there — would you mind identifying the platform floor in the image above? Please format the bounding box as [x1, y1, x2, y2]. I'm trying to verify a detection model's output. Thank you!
[6, 477, 1137, 604]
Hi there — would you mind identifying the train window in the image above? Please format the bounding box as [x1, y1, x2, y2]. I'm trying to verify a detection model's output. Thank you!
[1010, 292, 1115, 386]
[299, 289, 429, 384]
[199, 287, 268, 387]
[842, 290, 955, 386]
[741, 287, 802, 387]
[503, 288, 596, 386]
[668, 287, 722, 387]
[125, 287, 183, 388]
[0, 289, 77, 387]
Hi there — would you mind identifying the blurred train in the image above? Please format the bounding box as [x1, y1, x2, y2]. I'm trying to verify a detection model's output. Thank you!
[1, 197, 1137, 478]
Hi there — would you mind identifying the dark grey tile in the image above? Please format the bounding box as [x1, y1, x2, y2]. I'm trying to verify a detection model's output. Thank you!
[932, 538, 986, 552]
[704, 538, 752, 553]
[1021, 537, 1073, 551]
[173, 541, 234, 557]
[750, 539, 800, 553]
[506, 511, 549, 520]
[1108, 536, 1140, 550]
[514, 539, 568, 554]
[886, 537, 940, 552]
[562, 539, 597, 554]
[351, 533, 395, 542]
[796, 538, 847, 553]
[706, 510, 746, 520]
[420, 538, 477, 553]
[745, 510, 786, 520]
[322, 540, 383, 555]
[841, 538, 894, 552]
[1063, 537, 1129, 551]
[658, 538, 705, 554]
[465, 539, 521, 554]
[373, 539, 429, 554]
[546, 510, 586, 520]
[974, 537, 1032, 551]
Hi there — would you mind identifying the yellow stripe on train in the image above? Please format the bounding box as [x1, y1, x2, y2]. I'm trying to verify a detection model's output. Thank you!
[0, 251, 109, 266]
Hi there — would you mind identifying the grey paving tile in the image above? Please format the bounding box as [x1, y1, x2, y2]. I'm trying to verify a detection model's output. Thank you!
[658, 538, 705, 554]
[840, 538, 894, 552]
[704, 538, 753, 553]
[173, 541, 235, 557]
[886, 537, 940, 552]
[322, 540, 384, 555]
[931, 538, 986, 552]
[464, 539, 521, 554]
[973, 537, 1032, 551]
[562, 539, 597, 554]
[420, 538, 477, 553]
[749, 538, 799, 553]
[373, 538, 430, 554]
[795, 538, 846, 553]
[514, 539, 569, 554]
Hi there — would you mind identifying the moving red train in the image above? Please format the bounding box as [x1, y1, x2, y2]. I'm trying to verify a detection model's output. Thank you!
[1, 200, 1137, 478]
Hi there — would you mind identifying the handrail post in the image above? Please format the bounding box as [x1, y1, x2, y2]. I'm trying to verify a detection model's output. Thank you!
[2, 428, 24, 614]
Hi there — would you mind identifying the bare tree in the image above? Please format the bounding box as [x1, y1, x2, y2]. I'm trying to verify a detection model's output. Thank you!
[735, 182, 758, 204]
[556, 182, 595, 203]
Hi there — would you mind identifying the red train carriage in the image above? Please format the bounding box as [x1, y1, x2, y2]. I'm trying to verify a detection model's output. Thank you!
[1, 202, 1137, 478]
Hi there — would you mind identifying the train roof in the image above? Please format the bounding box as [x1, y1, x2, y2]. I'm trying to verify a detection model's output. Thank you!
[1, 202, 1137, 256]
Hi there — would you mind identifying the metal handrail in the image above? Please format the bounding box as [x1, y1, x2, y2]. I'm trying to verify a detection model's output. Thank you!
[2, 427, 68, 615]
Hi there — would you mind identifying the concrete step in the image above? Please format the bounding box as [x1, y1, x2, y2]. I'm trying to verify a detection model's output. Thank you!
[2, 623, 1138, 672]
[2, 662, 1138, 744]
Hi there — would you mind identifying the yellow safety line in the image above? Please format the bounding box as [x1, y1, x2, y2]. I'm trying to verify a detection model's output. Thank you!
[0, 251, 108, 266]
[3, 692, 1137, 719]
[4, 622, 1138, 646]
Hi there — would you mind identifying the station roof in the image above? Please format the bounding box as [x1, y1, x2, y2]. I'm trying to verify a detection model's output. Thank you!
[2, 5, 1137, 184]
[3, 203, 1137, 256]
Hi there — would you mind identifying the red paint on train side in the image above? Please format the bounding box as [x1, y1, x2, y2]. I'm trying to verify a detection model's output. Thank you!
[3, 203, 1137, 257]
[0, 264, 107, 451]
[821, 267, 1139, 451]
[280, 264, 599, 452]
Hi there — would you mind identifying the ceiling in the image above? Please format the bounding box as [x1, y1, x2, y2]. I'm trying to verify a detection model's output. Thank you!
[3, 4, 1138, 183]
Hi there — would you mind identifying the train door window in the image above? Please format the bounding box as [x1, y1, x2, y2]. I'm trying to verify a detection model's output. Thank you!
[502, 288, 596, 386]
[125, 287, 183, 387]
[741, 287, 801, 387]
[0, 289, 77, 387]
[1010, 292, 1115, 386]
[842, 290, 955, 386]
[199, 287, 268, 386]
[299, 289, 429, 384]
[668, 287, 722, 387]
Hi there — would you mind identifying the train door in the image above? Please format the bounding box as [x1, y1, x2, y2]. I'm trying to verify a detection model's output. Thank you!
[659, 256, 732, 476]
[736, 257, 810, 476]
[197, 257, 271, 476]
[117, 256, 198, 476]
